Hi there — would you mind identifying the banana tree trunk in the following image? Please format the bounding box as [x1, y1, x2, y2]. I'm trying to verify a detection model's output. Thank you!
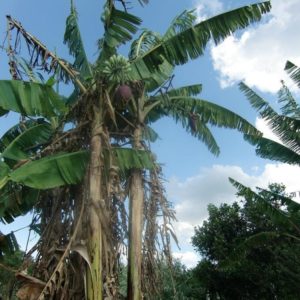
[128, 126, 144, 300]
[87, 116, 103, 300]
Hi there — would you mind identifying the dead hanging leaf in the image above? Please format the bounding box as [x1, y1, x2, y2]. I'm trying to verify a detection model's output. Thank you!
[37, 201, 85, 299]
[71, 244, 96, 297]
[15, 272, 46, 300]
[17, 283, 44, 300]
[71, 244, 92, 272]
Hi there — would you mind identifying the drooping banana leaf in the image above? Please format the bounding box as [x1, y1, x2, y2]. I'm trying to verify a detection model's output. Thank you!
[229, 178, 300, 235]
[278, 82, 300, 117]
[64, 0, 93, 80]
[256, 186, 300, 214]
[285, 61, 300, 89]
[1, 123, 52, 161]
[111, 147, 154, 172]
[10, 151, 89, 189]
[147, 94, 261, 155]
[142, 125, 160, 143]
[0, 185, 39, 223]
[244, 135, 300, 165]
[130, 2, 271, 79]
[0, 119, 45, 151]
[0, 80, 66, 117]
[240, 82, 300, 153]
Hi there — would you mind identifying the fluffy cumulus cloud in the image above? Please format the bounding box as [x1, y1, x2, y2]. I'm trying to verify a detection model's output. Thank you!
[169, 163, 300, 267]
[210, 0, 300, 93]
[194, 0, 223, 21]
[173, 251, 200, 269]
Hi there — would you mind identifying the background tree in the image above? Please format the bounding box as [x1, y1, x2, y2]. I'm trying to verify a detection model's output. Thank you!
[191, 183, 300, 300]
[0, 232, 23, 299]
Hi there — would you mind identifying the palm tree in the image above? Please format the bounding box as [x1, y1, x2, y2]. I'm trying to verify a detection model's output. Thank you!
[0, 1, 271, 298]
[229, 61, 300, 250]
[239, 61, 300, 165]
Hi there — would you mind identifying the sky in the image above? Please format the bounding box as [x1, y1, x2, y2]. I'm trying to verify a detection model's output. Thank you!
[1, 0, 300, 268]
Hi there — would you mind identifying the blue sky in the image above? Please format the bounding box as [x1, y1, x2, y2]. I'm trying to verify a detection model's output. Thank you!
[1, 0, 300, 267]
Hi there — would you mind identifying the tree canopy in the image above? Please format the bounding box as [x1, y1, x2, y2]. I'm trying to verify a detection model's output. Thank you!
[191, 183, 300, 300]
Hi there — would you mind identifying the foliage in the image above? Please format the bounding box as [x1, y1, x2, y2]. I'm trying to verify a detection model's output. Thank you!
[0, 250, 24, 299]
[118, 260, 201, 300]
[191, 183, 300, 299]
[240, 62, 300, 164]
[0, 0, 271, 298]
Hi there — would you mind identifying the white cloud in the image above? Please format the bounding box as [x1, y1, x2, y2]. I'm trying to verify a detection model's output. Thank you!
[167, 165, 253, 225]
[255, 117, 282, 143]
[211, 0, 300, 93]
[173, 251, 200, 269]
[194, 0, 223, 21]
[169, 163, 300, 266]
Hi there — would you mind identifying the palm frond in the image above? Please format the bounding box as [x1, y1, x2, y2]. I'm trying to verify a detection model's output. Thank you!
[166, 96, 260, 135]
[129, 30, 174, 91]
[130, 2, 271, 75]
[9, 151, 89, 189]
[239, 82, 274, 115]
[240, 82, 300, 152]
[6, 16, 87, 93]
[244, 135, 300, 165]
[229, 178, 300, 235]
[129, 30, 161, 60]
[64, 0, 93, 80]
[190, 120, 220, 155]
[163, 10, 196, 40]
[143, 60, 174, 92]
[0, 119, 45, 152]
[278, 81, 300, 117]
[157, 101, 220, 155]
[0, 80, 66, 117]
[166, 84, 202, 97]
[1, 123, 52, 161]
[145, 94, 260, 155]
[98, 3, 142, 65]
[256, 186, 300, 214]
[285, 60, 300, 88]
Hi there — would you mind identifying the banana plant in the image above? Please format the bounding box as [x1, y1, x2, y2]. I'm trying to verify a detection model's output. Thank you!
[1, 0, 271, 298]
